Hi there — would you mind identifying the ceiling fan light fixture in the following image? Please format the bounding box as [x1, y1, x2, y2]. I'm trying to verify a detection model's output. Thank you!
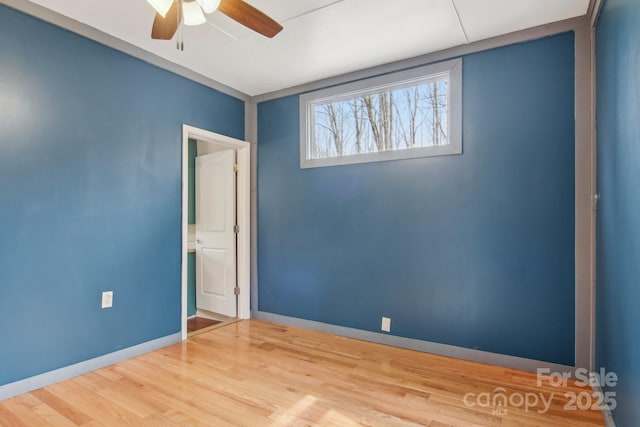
[146, 0, 173, 17]
[196, 0, 220, 14]
[182, 1, 207, 25]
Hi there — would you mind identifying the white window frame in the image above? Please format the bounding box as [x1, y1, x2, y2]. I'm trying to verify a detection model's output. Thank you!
[300, 59, 463, 169]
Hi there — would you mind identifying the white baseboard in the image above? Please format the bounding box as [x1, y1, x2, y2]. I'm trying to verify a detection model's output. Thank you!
[589, 372, 617, 427]
[0, 332, 181, 401]
[255, 311, 575, 373]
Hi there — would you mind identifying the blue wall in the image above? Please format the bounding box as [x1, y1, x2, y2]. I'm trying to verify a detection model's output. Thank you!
[258, 33, 576, 365]
[596, 0, 640, 425]
[188, 139, 198, 225]
[0, 5, 244, 386]
[187, 252, 197, 317]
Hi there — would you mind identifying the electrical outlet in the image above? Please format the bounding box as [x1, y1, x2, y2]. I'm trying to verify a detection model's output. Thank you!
[381, 316, 391, 332]
[101, 291, 113, 309]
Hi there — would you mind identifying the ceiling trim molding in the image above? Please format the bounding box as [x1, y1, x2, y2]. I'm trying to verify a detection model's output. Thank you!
[253, 15, 589, 103]
[0, 0, 251, 102]
[587, 0, 604, 28]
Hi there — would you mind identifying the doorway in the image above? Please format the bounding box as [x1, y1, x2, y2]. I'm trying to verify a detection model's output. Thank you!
[181, 125, 251, 339]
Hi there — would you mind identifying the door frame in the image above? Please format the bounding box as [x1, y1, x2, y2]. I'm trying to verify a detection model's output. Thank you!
[181, 124, 251, 340]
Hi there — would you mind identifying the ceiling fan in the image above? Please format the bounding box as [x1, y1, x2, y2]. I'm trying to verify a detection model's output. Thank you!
[146, 0, 283, 40]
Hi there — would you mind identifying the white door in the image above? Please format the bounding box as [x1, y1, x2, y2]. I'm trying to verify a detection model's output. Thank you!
[195, 150, 237, 317]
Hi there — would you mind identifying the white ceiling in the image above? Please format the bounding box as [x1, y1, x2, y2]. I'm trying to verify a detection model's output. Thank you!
[27, 0, 589, 97]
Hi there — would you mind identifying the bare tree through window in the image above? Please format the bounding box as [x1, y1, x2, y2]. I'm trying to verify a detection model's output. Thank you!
[301, 59, 462, 168]
[312, 79, 449, 160]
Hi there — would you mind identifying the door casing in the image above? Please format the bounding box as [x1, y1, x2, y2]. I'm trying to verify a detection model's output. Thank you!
[181, 125, 251, 340]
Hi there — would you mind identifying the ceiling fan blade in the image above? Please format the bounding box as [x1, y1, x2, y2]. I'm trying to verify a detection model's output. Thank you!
[218, 0, 283, 38]
[151, 2, 181, 40]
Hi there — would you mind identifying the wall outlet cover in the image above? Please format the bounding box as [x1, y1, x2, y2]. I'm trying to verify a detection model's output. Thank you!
[102, 291, 113, 309]
[381, 316, 391, 332]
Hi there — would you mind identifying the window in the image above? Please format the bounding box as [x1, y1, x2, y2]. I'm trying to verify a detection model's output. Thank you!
[300, 59, 462, 168]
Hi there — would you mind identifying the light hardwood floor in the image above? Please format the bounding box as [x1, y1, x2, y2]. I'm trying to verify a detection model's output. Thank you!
[0, 320, 605, 426]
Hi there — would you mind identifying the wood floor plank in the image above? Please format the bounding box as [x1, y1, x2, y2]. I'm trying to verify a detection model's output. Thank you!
[0, 404, 30, 427]
[0, 320, 606, 426]
[66, 377, 151, 426]
[31, 388, 94, 426]
[1, 396, 55, 427]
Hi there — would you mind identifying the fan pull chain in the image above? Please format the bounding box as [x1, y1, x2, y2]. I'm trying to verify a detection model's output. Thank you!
[176, 0, 184, 51]
[176, 0, 180, 50]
